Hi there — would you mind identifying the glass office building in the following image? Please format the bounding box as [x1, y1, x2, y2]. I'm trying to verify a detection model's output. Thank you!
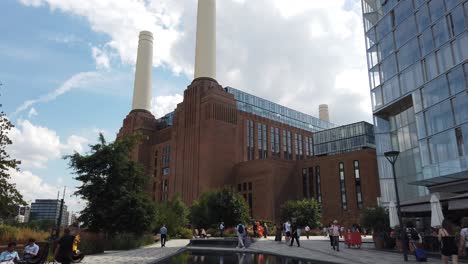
[30, 199, 69, 226]
[361, 0, 468, 204]
[225, 87, 337, 132]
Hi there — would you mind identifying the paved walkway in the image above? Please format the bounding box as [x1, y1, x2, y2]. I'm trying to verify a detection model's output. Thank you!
[250, 237, 440, 264]
[79, 236, 442, 264]
[80, 239, 189, 264]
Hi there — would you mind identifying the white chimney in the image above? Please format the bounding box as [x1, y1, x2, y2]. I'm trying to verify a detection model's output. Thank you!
[132, 31, 153, 111]
[319, 104, 330, 122]
[194, 0, 216, 80]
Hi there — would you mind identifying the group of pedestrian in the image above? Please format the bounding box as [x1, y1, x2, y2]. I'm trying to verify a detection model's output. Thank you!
[433, 217, 468, 264]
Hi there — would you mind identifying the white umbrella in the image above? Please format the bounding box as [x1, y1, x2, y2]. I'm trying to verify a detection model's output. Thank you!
[430, 194, 444, 228]
[389, 201, 399, 228]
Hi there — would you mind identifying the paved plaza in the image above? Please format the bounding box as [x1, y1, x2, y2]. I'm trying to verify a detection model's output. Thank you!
[78, 236, 448, 264]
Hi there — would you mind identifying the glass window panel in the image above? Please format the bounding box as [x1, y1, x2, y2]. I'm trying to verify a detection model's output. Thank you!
[420, 139, 431, 166]
[366, 28, 377, 48]
[401, 62, 424, 95]
[453, 93, 468, 125]
[377, 14, 393, 40]
[395, 1, 414, 26]
[446, 0, 461, 10]
[422, 75, 449, 108]
[419, 29, 434, 57]
[424, 52, 439, 81]
[379, 32, 395, 60]
[436, 43, 454, 74]
[448, 66, 466, 95]
[414, 0, 426, 8]
[372, 86, 383, 110]
[429, 129, 458, 163]
[416, 4, 431, 33]
[449, 5, 465, 37]
[383, 75, 400, 104]
[429, 0, 445, 23]
[456, 124, 468, 157]
[425, 100, 454, 135]
[395, 16, 418, 48]
[413, 89, 423, 113]
[367, 45, 379, 69]
[416, 112, 427, 138]
[452, 33, 468, 64]
[432, 18, 450, 48]
[382, 54, 398, 81]
[398, 38, 421, 72]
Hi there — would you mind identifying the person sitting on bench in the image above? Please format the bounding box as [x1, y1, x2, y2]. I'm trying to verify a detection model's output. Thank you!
[23, 239, 39, 261]
[0, 242, 20, 264]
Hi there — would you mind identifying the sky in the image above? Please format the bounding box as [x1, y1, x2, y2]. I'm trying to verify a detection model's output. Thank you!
[0, 0, 372, 213]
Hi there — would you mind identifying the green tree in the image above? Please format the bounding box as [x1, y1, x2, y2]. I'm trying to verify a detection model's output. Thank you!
[280, 198, 321, 228]
[190, 188, 249, 228]
[65, 133, 156, 234]
[360, 206, 389, 233]
[0, 85, 26, 220]
[154, 194, 189, 236]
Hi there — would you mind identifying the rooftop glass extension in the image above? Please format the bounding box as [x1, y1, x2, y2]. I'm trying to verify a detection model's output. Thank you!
[225, 87, 337, 132]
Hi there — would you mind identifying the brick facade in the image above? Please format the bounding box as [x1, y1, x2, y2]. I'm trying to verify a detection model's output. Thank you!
[118, 78, 380, 227]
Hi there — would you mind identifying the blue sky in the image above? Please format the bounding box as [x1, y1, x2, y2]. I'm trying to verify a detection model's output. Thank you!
[1, 0, 371, 212]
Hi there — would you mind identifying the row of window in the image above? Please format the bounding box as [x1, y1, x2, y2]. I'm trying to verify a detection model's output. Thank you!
[302, 167, 320, 202]
[339, 161, 363, 210]
[246, 120, 313, 161]
[238, 182, 253, 215]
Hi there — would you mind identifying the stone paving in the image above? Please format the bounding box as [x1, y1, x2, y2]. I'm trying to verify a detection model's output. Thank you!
[79, 236, 444, 264]
[80, 239, 189, 264]
[249, 236, 440, 264]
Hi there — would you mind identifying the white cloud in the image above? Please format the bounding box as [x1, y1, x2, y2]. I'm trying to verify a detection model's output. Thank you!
[91, 46, 110, 70]
[151, 94, 183, 118]
[28, 108, 38, 118]
[8, 169, 84, 213]
[19, 0, 372, 124]
[7, 120, 88, 168]
[14, 71, 101, 116]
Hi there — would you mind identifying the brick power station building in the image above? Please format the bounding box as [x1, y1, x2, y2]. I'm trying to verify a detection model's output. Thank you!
[118, 0, 381, 227]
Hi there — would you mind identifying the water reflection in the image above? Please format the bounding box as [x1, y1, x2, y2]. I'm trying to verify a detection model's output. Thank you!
[158, 251, 315, 264]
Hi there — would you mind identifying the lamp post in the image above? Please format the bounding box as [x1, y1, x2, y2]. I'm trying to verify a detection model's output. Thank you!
[384, 150, 407, 262]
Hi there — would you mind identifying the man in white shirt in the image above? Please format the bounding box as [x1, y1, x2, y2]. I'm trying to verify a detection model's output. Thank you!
[284, 221, 291, 242]
[23, 238, 40, 261]
[331, 220, 341, 252]
[219, 222, 225, 237]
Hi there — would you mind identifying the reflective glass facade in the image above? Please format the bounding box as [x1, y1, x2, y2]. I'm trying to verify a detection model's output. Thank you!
[225, 87, 337, 132]
[362, 0, 468, 203]
[30, 199, 69, 226]
[313, 122, 375, 156]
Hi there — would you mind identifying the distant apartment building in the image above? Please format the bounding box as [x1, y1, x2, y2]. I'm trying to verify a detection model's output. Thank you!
[30, 199, 69, 226]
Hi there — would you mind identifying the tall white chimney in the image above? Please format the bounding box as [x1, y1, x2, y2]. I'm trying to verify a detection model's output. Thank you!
[319, 104, 330, 122]
[194, 0, 216, 79]
[132, 31, 153, 111]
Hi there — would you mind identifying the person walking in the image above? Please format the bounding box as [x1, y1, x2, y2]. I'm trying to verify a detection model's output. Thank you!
[263, 222, 269, 239]
[290, 224, 300, 247]
[236, 222, 246, 248]
[219, 222, 225, 237]
[331, 220, 341, 251]
[54, 228, 75, 264]
[160, 224, 168, 247]
[438, 219, 459, 264]
[284, 220, 291, 243]
[328, 224, 334, 248]
[459, 217, 468, 257]
[275, 224, 282, 242]
[305, 225, 310, 239]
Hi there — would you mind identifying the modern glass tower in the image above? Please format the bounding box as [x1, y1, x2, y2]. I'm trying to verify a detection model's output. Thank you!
[361, 0, 468, 204]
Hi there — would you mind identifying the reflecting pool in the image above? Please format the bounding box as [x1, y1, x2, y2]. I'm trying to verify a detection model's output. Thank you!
[157, 250, 327, 264]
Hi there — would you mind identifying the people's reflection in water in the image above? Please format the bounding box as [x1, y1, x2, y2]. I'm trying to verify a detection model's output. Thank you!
[219, 255, 223, 264]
